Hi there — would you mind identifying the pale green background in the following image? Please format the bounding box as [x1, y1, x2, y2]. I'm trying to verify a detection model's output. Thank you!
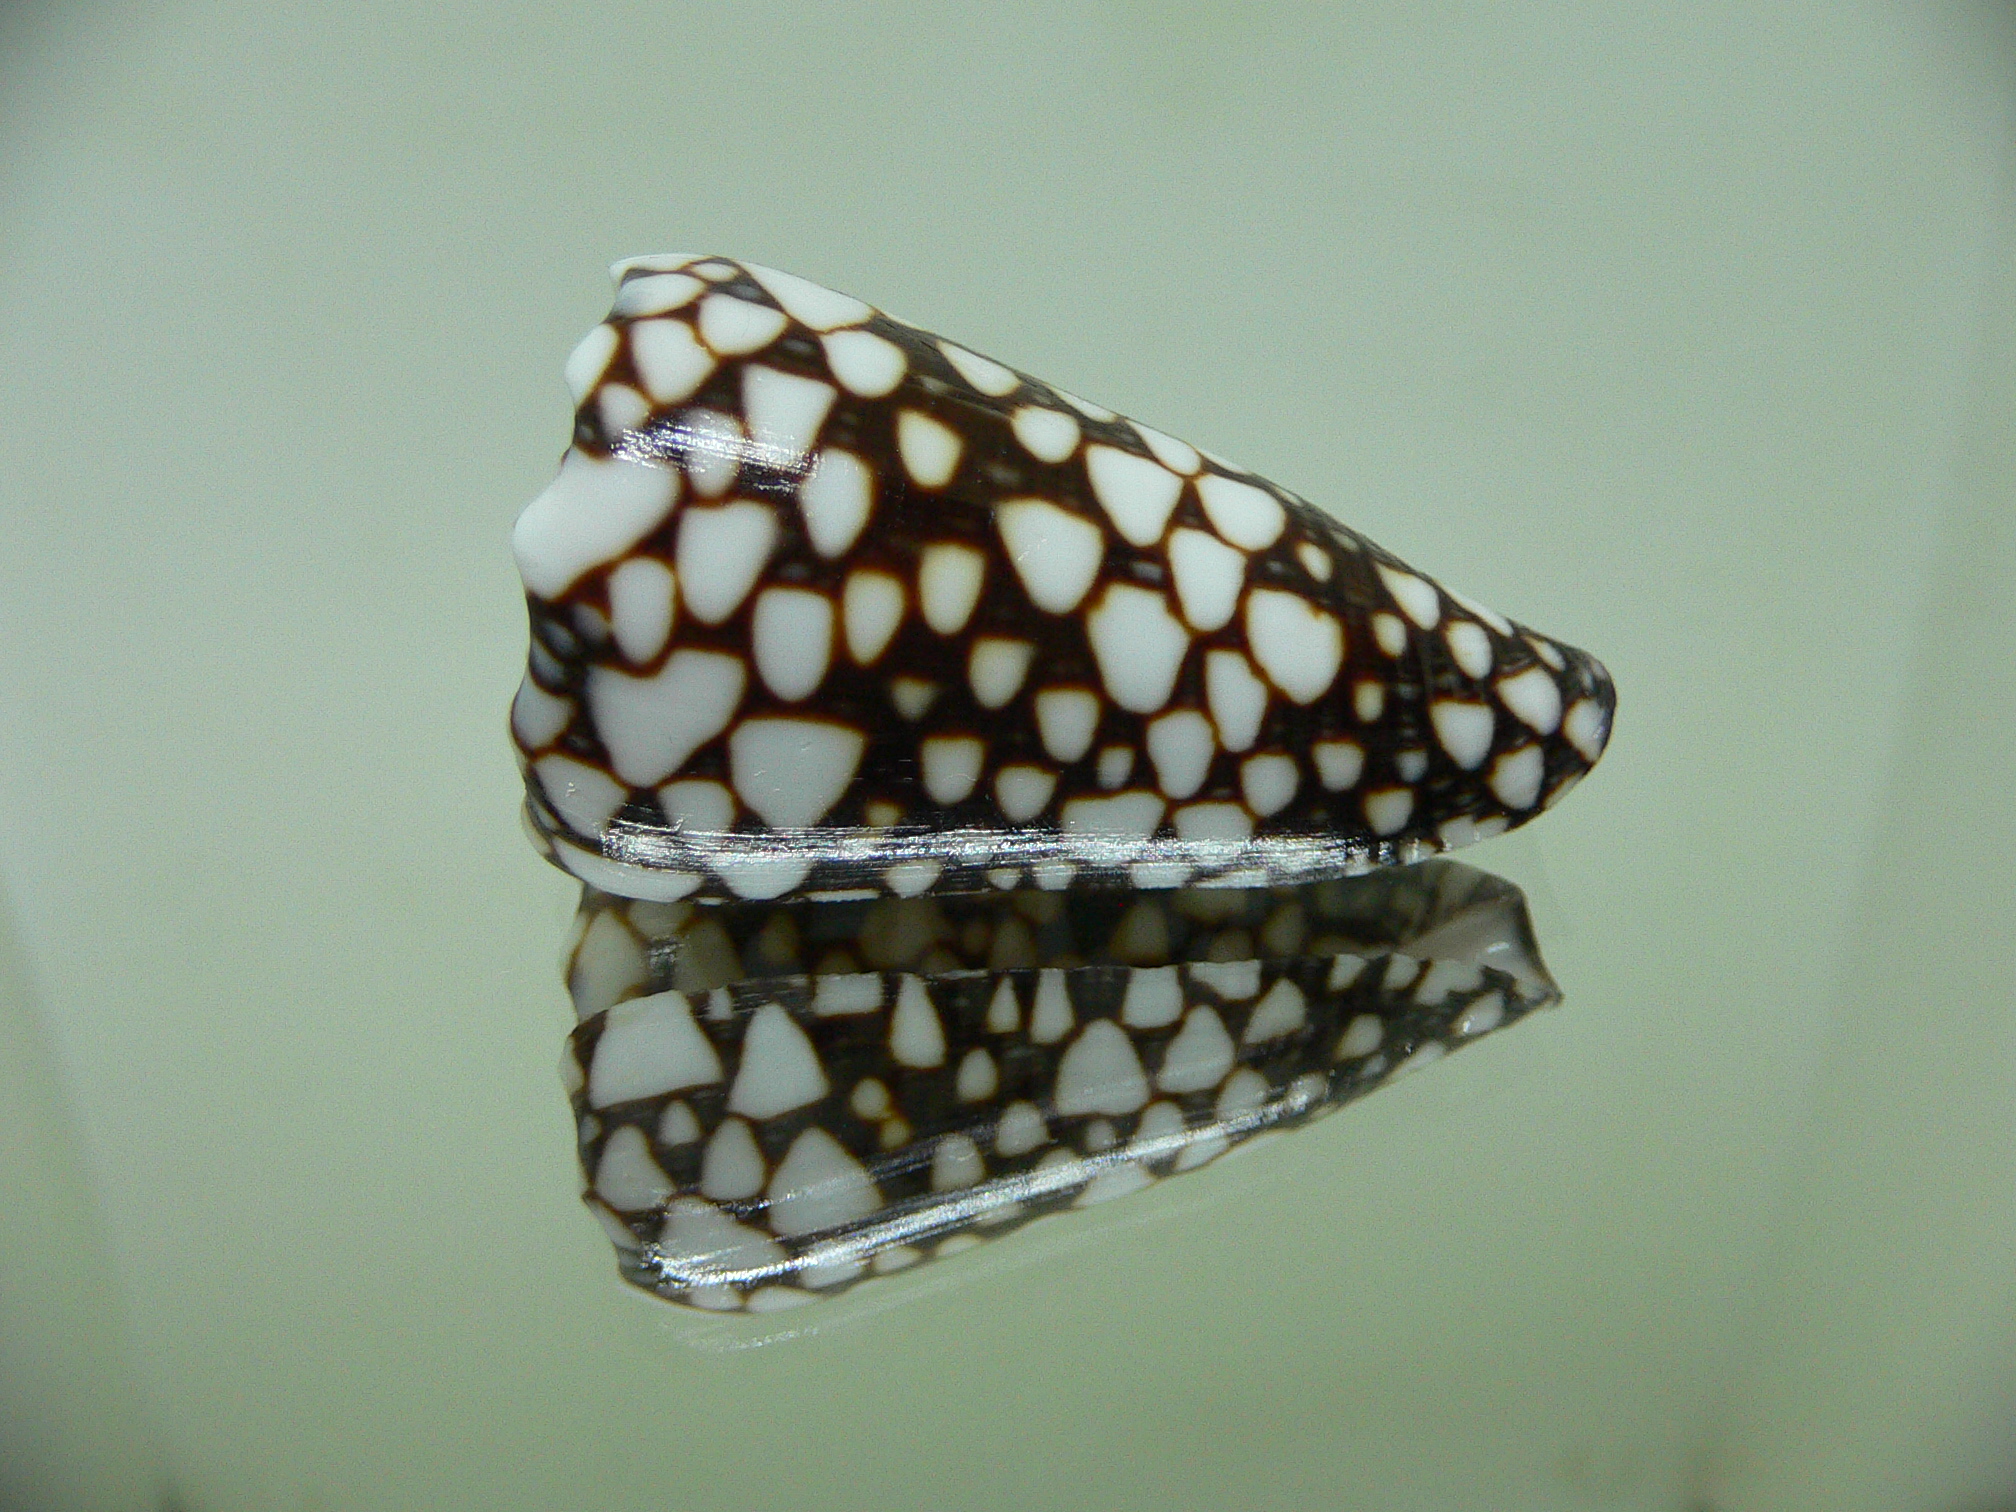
[3, 3, 2015, 1510]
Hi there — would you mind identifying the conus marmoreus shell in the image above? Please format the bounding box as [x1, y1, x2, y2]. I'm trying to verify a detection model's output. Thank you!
[511, 256, 1615, 906]
[513, 256, 1611, 1311]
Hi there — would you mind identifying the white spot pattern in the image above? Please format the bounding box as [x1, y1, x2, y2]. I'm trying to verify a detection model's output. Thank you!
[995, 1101, 1048, 1156]
[1085, 446, 1182, 546]
[898, 410, 963, 488]
[932, 1134, 985, 1190]
[630, 319, 715, 403]
[1490, 745, 1545, 810]
[1363, 787, 1412, 835]
[677, 408, 743, 497]
[968, 638, 1035, 708]
[1061, 791, 1165, 842]
[842, 569, 905, 665]
[676, 502, 777, 624]
[1497, 666, 1564, 735]
[889, 977, 948, 1067]
[608, 557, 677, 666]
[918, 543, 986, 634]
[743, 263, 871, 329]
[1168, 527, 1246, 632]
[1096, 744, 1134, 790]
[514, 450, 678, 599]
[751, 587, 834, 701]
[919, 734, 985, 805]
[658, 779, 734, 834]
[728, 718, 865, 828]
[767, 1128, 880, 1237]
[798, 449, 875, 558]
[1240, 754, 1300, 816]
[1245, 589, 1344, 704]
[664, 1191, 780, 1268]
[521, 254, 1615, 909]
[728, 1004, 829, 1118]
[1146, 710, 1216, 800]
[564, 322, 619, 402]
[955, 1049, 1000, 1102]
[1205, 650, 1268, 752]
[587, 650, 745, 786]
[613, 274, 704, 320]
[597, 383, 650, 438]
[1157, 1007, 1234, 1093]
[995, 764, 1057, 821]
[938, 342, 1019, 395]
[1030, 970, 1074, 1043]
[1242, 980, 1307, 1043]
[1197, 474, 1286, 550]
[699, 293, 788, 356]
[1132, 422, 1201, 475]
[821, 330, 907, 397]
[1377, 565, 1441, 630]
[1446, 620, 1494, 679]
[1120, 966, 1183, 1029]
[1054, 1022, 1151, 1116]
[1174, 801, 1251, 842]
[997, 498, 1103, 614]
[589, 992, 722, 1107]
[1035, 687, 1101, 763]
[512, 679, 572, 749]
[1086, 584, 1189, 714]
[1564, 697, 1609, 762]
[1011, 405, 1081, 463]
[1431, 700, 1496, 770]
[1312, 739, 1364, 791]
[742, 366, 836, 465]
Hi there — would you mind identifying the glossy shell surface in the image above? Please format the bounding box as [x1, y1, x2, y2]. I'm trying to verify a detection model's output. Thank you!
[512, 255, 1615, 904]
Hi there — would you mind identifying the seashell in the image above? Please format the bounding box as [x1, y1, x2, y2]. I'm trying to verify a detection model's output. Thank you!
[512, 255, 1615, 905]
[560, 859, 1559, 1311]
[516, 256, 1614, 1309]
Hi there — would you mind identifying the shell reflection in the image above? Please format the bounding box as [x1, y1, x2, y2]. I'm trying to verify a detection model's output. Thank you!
[560, 861, 1557, 1312]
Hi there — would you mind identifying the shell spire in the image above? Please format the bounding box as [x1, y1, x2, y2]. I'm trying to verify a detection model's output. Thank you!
[512, 255, 1614, 904]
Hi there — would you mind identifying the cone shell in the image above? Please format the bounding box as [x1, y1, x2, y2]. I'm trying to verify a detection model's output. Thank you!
[512, 254, 1615, 902]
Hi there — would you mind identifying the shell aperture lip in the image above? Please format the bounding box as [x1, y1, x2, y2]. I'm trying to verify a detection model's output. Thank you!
[512, 255, 1614, 906]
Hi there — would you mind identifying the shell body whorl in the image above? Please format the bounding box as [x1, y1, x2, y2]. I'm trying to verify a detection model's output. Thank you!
[512, 255, 1614, 905]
